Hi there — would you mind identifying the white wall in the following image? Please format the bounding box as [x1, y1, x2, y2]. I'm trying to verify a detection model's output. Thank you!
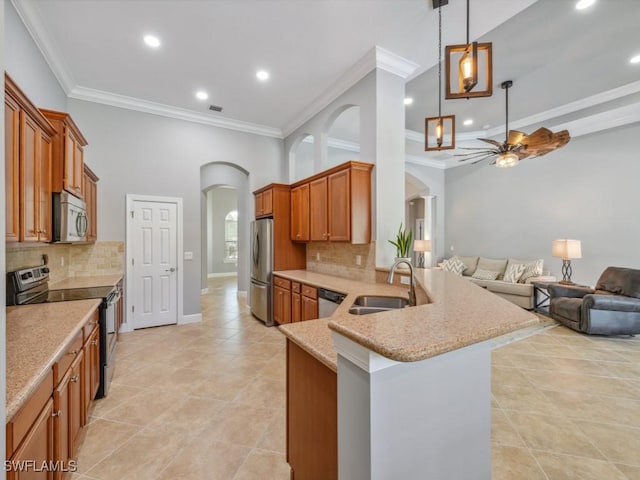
[68, 99, 284, 315]
[444, 123, 640, 286]
[4, 0, 66, 110]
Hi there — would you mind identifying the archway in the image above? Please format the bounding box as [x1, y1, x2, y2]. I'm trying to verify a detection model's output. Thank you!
[405, 172, 435, 267]
[288, 133, 315, 183]
[324, 105, 360, 170]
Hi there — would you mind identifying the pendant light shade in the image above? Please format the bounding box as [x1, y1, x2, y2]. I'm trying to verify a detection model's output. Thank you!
[425, 2, 455, 151]
[445, 0, 493, 99]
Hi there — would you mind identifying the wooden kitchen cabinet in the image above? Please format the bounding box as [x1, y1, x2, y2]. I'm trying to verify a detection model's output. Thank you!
[273, 276, 292, 325]
[291, 282, 301, 322]
[40, 109, 88, 200]
[254, 188, 273, 218]
[301, 284, 318, 321]
[287, 340, 337, 480]
[5, 74, 55, 244]
[82, 165, 99, 242]
[81, 310, 100, 426]
[291, 161, 373, 244]
[290, 183, 310, 241]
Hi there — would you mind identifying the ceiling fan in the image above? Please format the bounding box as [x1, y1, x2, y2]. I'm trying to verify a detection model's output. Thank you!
[456, 80, 571, 167]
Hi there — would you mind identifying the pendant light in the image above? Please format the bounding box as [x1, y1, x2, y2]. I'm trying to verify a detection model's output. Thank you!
[495, 80, 519, 168]
[445, 0, 492, 99]
[425, 3, 455, 151]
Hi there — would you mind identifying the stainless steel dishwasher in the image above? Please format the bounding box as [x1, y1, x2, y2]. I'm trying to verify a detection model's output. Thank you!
[317, 288, 347, 317]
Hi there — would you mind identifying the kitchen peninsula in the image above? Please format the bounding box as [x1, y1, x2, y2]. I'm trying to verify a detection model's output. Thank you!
[279, 268, 539, 480]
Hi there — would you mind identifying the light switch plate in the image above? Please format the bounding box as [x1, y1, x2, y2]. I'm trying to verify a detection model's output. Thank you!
[400, 276, 410, 285]
[184, 251, 193, 260]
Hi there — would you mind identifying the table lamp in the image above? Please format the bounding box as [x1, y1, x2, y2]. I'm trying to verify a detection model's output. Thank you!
[413, 239, 431, 268]
[552, 239, 582, 284]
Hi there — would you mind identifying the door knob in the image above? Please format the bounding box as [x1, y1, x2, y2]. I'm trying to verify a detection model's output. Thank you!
[165, 267, 176, 272]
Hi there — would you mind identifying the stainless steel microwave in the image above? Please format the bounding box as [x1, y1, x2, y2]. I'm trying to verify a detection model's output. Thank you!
[52, 191, 88, 243]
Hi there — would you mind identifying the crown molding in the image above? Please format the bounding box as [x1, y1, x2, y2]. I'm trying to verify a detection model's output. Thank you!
[303, 135, 360, 152]
[405, 154, 447, 170]
[69, 86, 283, 138]
[375, 46, 419, 79]
[10, 0, 76, 94]
[551, 101, 640, 138]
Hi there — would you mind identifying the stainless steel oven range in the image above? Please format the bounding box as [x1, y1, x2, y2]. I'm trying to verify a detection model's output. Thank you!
[7, 265, 118, 398]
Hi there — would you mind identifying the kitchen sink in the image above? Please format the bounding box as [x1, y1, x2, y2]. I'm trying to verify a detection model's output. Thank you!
[348, 295, 410, 315]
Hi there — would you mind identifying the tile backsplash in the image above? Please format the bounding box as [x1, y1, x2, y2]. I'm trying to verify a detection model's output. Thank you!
[306, 241, 376, 282]
[6, 241, 124, 283]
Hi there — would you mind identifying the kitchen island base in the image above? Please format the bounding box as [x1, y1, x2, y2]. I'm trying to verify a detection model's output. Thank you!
[334, 332, 492, 480]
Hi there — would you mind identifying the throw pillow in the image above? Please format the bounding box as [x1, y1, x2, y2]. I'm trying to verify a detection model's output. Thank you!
[442, 256, 467, 276]
[472, 269, 500, 281]
[503, 263, 526, 283]
[519, 259, 543, 283]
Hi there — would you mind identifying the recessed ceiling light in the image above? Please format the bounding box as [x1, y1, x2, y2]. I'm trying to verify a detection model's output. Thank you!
[630, 54, 640, 64]
[256, 70, 270, 81]
[196, 91, 209, 100]
[404, 97, 414, 105]
[463, 119, 474, 126]
[575, 0, 596, 10]
[143, 35, 161, 48]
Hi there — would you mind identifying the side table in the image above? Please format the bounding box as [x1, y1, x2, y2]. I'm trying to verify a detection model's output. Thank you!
[531, 277, 557, 314]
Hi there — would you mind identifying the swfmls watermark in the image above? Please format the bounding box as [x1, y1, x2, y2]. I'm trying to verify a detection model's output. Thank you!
[4, 460, 78, 473]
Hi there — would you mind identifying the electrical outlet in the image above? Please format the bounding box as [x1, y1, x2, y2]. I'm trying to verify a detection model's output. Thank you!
[400, 276, 411, 285]
[356, 255, 362, 266]
[450, 245, 455, 251]
[184, 251, 193, 260]
[316, 253, 320, 261]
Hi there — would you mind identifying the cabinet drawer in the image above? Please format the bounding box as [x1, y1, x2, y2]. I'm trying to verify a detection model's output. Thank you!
[6, 369, 54, 458]
[83, 309, 100, 342]
[292, 282, 301, 293]
[302, 284, 317, 299]
[53, 330, 83, 385]
[274, 276, 291, 290]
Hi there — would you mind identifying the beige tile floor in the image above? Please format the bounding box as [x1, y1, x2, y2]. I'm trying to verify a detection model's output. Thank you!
[72, 277, 640, 479]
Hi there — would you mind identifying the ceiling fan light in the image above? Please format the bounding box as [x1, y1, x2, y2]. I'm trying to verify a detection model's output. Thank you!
[495, 152, 520, 168]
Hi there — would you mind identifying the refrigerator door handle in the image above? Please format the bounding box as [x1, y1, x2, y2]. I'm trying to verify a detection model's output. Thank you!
[253, 231, 260, 267]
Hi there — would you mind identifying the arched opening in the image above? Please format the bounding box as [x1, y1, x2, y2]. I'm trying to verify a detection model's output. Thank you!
[324, 105, 360, 169]
[405, 172, 435, 267]
[200, 162, 250, 296]
[289, 133, 315, 183]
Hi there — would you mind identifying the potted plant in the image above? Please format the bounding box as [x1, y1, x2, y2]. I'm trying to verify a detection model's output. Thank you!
[388, 222, 413, 261]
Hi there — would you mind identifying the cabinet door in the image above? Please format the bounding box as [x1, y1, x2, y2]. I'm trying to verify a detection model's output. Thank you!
[69, 351, 83, 456]
[292, 292, 301, 323]
[309, 177, 328, 241]
[254, 192, 263, 218]
[273, 285, 291, 325]
[73, 143, 84, 198]
[83, 172, 97, 242]
[262, 188, 273, 216]
[37, 132, 52, 242]
[63, 130, 75, 195]
[290, 184, 310, 242]
[90, 328, 100, 400]
[5, 95, 20, 243]
[327, 169, 351, 242]
[81, 327, 99, 427]
[53, 371, 71, 477]
[19, 111, 40, 243]
[7, 398, 54, 480]
[301, 296, 318, 321]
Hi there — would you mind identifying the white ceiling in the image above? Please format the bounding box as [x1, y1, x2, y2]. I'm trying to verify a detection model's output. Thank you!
[13, 0, 640, 164]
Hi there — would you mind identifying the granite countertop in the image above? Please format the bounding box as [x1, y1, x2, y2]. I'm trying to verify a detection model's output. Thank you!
[50, 273, 123, 289]
[278, 269, 538, 370]
[6, 299, 102, 421]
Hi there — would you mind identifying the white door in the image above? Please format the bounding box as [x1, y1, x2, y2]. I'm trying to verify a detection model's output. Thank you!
[131, 200, 178, 328]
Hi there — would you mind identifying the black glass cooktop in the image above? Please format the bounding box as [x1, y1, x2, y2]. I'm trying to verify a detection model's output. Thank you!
[25, 286, 115, 304]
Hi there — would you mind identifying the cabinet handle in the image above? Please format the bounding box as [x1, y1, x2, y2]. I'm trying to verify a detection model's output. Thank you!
[92, 339, 98, 346]
[68, 349, 79, 355]
[71, 375, 80, 383]
[322, 233, 326, 237]
[52, 410, 62, 417]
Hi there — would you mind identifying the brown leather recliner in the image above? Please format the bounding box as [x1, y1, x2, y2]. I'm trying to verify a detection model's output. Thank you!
[548, 267, 640, 335]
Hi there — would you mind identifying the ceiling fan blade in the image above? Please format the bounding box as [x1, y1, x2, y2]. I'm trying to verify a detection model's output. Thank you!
[522, 127, 553, 149]
[552, 130, 571, 148]
[477, 138, 504, 148]
[521, 129, 571, 157]
[507, 130, 527, 146]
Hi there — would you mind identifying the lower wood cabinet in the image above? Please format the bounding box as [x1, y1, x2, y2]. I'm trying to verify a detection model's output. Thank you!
[6, 308, 101, 479]
[274, 276, 318, 324]
[287, 340, 337, 480]
[301, 285, 318, 321]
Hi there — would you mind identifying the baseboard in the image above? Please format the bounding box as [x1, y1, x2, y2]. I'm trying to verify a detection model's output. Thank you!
[119, 321, 133, 333]
[237, 290, 247, 297]
[201, 288, 209, 295]
[207, 272, 238, 278]
[179, 313, 202, 325]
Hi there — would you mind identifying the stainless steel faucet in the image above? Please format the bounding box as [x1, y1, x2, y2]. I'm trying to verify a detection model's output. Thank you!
[387, 259, 416, 306]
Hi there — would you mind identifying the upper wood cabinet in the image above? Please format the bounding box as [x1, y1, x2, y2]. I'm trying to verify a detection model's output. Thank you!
[5, 74, 55, 244]
[83, 165, 99, 242]
[254, 188, 273, 218]
[290, 183, 310, 242]
[291, 161, 373, 244]
[40, 108, 88, 200]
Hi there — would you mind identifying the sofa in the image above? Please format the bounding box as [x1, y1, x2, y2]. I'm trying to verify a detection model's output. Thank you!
[442, 255, 549, 309]
[548, 267, 640, 335]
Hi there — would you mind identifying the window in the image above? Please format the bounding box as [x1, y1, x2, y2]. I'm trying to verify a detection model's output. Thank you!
[224, 210, 238, 263]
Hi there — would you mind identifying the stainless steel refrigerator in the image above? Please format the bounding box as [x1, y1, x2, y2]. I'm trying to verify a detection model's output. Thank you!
[250, 218, 274, 326]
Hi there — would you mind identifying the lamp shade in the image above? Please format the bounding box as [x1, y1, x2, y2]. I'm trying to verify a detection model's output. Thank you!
[552, 239, 582, 259]
[413, 239, 431, 252]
